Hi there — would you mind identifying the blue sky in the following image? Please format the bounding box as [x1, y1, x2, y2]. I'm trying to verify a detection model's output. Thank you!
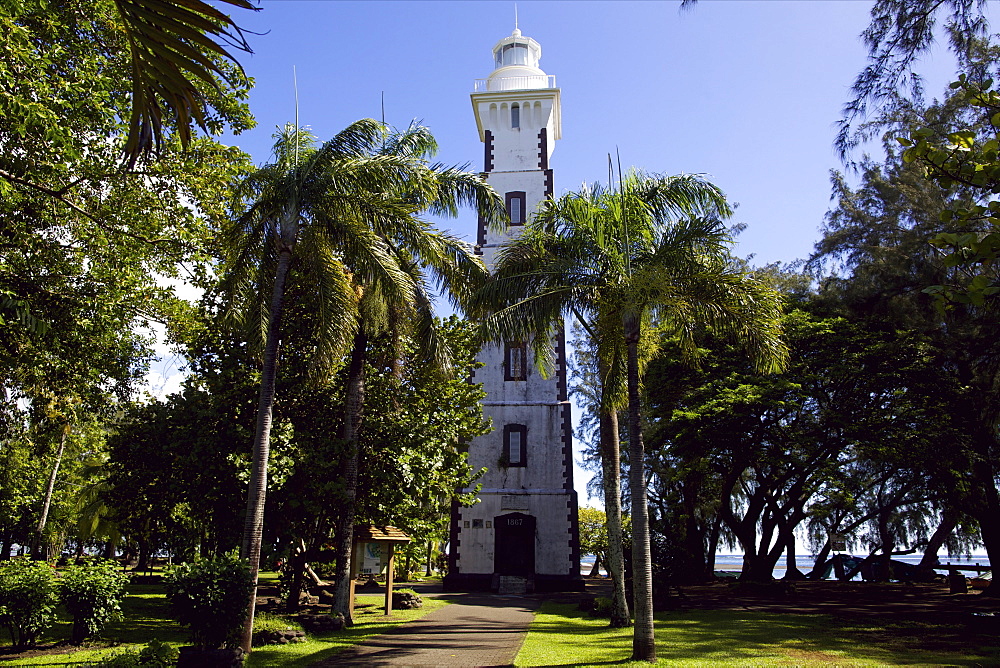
[161, 1, 970, 503]
[227, 0, 961, 268]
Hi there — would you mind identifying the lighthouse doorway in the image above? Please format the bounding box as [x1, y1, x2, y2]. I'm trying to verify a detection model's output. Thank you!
[494, 512, 536, 576]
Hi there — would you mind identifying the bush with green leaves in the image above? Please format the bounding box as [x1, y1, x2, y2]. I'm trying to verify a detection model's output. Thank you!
[95, 639, 178, 667]
[0, 558, 59, 649]
[60, 559, 131, 644]
[165, 555, 254, 649]
[589, 596, 613, 618]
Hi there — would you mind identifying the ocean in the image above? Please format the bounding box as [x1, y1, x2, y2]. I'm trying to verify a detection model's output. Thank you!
[580, 553, 991, 579]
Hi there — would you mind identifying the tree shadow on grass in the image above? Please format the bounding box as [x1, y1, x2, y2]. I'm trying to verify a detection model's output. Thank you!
[520, 604, 1000, 667]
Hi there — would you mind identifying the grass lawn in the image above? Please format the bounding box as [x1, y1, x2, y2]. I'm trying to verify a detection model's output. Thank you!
[0, 571, 446, 667]
[516, 602, 1000, 667]
[245, 595, 449, 667]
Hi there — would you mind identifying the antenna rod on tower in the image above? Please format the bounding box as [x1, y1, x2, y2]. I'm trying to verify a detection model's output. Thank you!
[514, 3, 518, 30]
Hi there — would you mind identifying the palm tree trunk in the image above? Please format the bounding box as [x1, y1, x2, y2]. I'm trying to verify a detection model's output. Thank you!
[625, 315, 655, 662]
[34, 422, 69, 559]
[332, 327, 368, 624]
[238, 244, 293, 652]
[599, 407, 631, 628]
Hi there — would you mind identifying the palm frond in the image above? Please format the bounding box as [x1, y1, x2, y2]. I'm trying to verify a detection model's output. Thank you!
[113, 0, 256, 165]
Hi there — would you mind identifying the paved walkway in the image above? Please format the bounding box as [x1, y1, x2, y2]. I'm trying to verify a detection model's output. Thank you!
[309, 593, 539, 667]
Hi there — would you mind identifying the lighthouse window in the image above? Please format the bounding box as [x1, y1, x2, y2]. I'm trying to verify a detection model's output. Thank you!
[511, 103, 520, 129]
[502, 42, 529, 66]
[506, 191, 526, 225]
[503, 424, 527, 467]
[505, 341, 527, 381]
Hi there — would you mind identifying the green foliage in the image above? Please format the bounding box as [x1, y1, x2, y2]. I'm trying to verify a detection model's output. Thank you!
[579, 506, 632, 574]
[0, 558, 59, 649]
[165, 555, 254, 649]
[94, 638, 178, 667]
[839, 0, 990, 158]
[815, 71, 1000, 583]
[899, 74, 1000, 306]
[59, 559, 132, 644]
[589, 596, 613, 619]
[111, 0, 256, 163]
[578, 507, 608, 560]
[0, 0, 255, 562]
[644, 300, 966, 582]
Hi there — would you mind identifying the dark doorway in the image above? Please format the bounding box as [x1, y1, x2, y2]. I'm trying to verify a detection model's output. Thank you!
[494, 513, 536, 576]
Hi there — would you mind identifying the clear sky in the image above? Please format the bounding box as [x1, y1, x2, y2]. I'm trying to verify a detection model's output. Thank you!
[226, 0, 963, 265]
[155, 1, 972, 504]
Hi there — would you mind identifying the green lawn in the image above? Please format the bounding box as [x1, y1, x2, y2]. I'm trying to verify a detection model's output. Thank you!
[245, 595, 449, 667]
[516, 602, 1000, 667]
[0, 572, 446, 667]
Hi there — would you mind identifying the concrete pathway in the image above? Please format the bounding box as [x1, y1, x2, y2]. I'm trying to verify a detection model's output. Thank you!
[309, 593, 539, 667]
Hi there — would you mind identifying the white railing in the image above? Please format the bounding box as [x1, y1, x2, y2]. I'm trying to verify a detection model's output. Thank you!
[473, 75, 557, 92]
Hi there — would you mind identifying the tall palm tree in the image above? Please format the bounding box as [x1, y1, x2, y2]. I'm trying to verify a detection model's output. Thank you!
[222, 120, 503, 649]
[477, 171, 787, 662]
[325, 124, 505, 623]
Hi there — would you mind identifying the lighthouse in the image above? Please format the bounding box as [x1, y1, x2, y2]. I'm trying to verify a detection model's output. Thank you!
[444, 27, 583, 594]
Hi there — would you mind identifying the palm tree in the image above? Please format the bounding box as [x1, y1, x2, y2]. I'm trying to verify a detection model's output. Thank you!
[477, 171, 787, 662]
[325, 124, 505, 622]
[222, 120, 503, 649]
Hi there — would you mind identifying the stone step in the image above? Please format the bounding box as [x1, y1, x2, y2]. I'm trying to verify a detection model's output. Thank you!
[497, 575, 528, 595]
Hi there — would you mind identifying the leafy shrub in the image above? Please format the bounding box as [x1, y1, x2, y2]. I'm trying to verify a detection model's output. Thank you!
[60, 559, 131, 644]
[165, 555, 254, 649]
[95, 639, 178, 667]
[589, 596, 613, 618]
[0, 558, 59, 649]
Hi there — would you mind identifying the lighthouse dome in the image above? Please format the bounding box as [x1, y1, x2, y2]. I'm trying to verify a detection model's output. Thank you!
[487, 29, 548, 91]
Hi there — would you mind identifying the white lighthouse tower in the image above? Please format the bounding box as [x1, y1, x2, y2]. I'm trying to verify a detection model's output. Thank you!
[444, 27, 583, 594]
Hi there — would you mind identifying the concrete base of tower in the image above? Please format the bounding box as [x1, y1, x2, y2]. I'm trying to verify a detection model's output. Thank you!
[442, 572, 585, 593]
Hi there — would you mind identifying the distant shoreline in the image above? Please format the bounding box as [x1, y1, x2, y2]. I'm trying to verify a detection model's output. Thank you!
[580, 553, 991, 576]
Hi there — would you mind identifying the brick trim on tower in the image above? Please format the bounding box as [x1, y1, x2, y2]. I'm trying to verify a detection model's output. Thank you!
[538, 128, 548, 170]
[477, 214, 486, 248]
[544, 169, 554, 197]
[448, 498, 462, 574]
[484, 130, 495, 172]
[556, 323, 568, 402]
[561, 402, 574, 491]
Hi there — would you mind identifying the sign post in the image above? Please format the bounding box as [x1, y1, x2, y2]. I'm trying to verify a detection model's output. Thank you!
[350, 526, 411, 617]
